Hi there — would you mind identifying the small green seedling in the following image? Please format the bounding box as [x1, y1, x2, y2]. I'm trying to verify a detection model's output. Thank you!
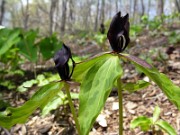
[130, 106, 177, 135]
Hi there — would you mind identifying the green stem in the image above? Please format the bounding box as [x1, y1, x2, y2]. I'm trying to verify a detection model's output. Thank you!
[117, 78, 123, 135]
[64, 82, 81, 135]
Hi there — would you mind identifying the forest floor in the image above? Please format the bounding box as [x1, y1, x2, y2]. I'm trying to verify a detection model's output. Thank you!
[0, 31, 180, 135]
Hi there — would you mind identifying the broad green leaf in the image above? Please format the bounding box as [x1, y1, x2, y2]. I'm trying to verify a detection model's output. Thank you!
[121, 54, 180, 110]
[8, 69, 24, 76]
[36, 74, 60, 86]
[153, 106, 161, 123]
[94, 34, 106, 44]
[38, 34, 63, 60]
[42, 91, 79, 116]
[155, 120, 177, 135]
[36, 74, 49, 86]
[22, 80, 37, 87]
[0, 80, 16, 90]
[122, 80, 150, 93]
[70, 92, 79, 99]
[0, 28, 20, 56]
[17, 79, 37, 92]
[0, 82, 63, 129]
[130, 116, 152, 131]
[16, 85, 27, 92]
[17, 30, 38, 62]
[73, 53, 111, 82]
[41, 91, 65, 116]
[78, 54, 122, 135]
[17, 74, 60, 92]
[46, 74, 60, 82]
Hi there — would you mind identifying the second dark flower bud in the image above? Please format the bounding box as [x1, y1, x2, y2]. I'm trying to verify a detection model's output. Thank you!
[53, 44, 75, 81]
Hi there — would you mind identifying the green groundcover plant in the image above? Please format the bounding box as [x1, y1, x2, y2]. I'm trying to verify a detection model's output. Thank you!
[130, 106, 177, 135]
[0, 11, 180, 135]
[0, 28, 64, 91]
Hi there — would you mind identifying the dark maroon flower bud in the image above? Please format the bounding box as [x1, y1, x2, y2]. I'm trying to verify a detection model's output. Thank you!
[53, 44, 75, 80]
[107, 11, 130, 52]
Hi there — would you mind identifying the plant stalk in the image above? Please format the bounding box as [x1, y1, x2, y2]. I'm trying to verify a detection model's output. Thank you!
[64, 82, 81, 135]
[117, 78, 123, 135]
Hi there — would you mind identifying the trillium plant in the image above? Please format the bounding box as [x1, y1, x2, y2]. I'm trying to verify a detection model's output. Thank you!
[0, 11, 180, 135]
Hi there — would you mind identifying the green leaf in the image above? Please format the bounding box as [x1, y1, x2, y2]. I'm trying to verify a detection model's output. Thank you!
[78, 54, 122, 135]
[42, 91, 79, 116]
[23, 79, 37, 87]
[155, 120, 177, 135]
[0, 82, 63, 129]
[36, 74, 49, 86]
[0, 28, 20, 56]
[94, 34, 106, 44]
[16, 85, 27, 93]
[153, 106, 161, 123]
[38, 34, 63, 60]
[41, 91, 65, 116]
[121, 54, 180, 110]
[122, 80, 150, 93]
[0, 80, 16, 90]
[130, 116, 152, 131]
[73, 53, 111, 82]
[17, 30, 38, 62]
[70, 92, 79, 99]
[17, 79, 38, 92]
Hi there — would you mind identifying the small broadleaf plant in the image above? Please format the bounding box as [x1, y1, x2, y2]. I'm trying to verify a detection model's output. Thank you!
[130, 106, 177, 135]
[0, 11, 179, 135]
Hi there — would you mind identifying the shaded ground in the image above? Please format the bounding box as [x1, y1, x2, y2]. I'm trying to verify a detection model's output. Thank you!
[0, 32, 180, 135]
